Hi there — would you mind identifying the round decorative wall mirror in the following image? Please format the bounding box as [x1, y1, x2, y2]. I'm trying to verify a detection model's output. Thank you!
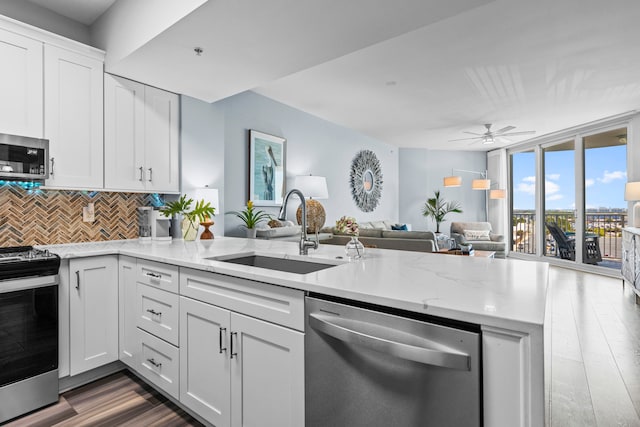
[350, 150, 383, 212]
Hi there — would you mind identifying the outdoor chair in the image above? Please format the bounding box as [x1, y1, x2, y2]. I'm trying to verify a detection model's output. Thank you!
[545, 222, 602, 265]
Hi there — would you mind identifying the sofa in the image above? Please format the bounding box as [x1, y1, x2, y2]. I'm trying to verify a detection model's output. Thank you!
[450, 222, 506, 258]
[321, 220, 438, 253]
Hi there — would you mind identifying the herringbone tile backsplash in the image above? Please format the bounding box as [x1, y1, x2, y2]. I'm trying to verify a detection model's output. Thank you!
[0, 186, 157, 246]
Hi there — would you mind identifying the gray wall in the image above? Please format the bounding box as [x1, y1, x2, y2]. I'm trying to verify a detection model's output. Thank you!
[219, 91, 399, 236]
[399, 148, 487, 233]
[180, 96, 226, 237]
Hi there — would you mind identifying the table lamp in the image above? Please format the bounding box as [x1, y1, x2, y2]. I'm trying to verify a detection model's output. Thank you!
[625, 182, 640, 227]
[294, 175, 329, 233]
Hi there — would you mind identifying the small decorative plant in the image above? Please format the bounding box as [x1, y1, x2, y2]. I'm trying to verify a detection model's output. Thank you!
[227, 200, 271, 229]
[421, 190, 462, 233]
[336, 216, 359, 236]
[161, 194, 216, 223]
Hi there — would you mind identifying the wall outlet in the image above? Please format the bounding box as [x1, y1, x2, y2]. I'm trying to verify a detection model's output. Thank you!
[83, 202, 95, 223]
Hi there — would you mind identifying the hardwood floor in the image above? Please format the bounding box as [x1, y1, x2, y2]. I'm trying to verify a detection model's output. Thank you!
[5, 265, 640, 426]
[548, 266, 640, 426]
[4, 371, 203, 427]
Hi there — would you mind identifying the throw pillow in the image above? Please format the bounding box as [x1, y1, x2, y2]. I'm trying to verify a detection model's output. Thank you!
[370, 220, 387, 229]
[463, 229, 491, 241]
[391, 224, 408, 231]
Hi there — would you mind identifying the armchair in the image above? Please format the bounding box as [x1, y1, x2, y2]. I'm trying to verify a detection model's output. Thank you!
[450, 222, 506, 258]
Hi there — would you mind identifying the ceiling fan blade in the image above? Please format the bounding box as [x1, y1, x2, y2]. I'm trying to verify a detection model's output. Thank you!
[448, 136, 482, 142]
[494, 126, 515, 134]
[501, 130, 536, 137]
[493, 136, 512, 144]
[463, 131, 483, 136]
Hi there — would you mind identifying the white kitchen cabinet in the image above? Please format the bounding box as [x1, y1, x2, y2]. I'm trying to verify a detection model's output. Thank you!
[118, 256, 137, 368]
[44, 45, 104, 189]
[622, 228, 640, 304]
[180, 295, 304, 427]
[0, 27, 43, 138]
[104, 74, 180, 193]
[69, 256, 118, 376]
[180, 296, 231, 426]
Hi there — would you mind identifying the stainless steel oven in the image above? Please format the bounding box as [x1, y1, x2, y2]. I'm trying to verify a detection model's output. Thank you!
[0, 246, 60, 423]
[305, 295, 482, 427]
[0, 133, 49, 181]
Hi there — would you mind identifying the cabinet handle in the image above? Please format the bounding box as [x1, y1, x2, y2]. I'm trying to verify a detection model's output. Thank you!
[147, 358, 162, 368]
[219, 327, 227, 354]
[230, 331, 238, 359]
[50, 157, 55, 176]
[146, 308, 162, 316]
[146, 272, 162, 279]
[138, 166, 144, 181]
[75, 270, 80, 290]
[148, 167, 153, 182]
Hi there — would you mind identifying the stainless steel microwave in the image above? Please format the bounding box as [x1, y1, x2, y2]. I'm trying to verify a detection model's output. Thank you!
[0, 133, 49, 181]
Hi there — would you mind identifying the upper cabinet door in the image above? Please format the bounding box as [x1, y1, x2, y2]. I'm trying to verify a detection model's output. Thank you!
[0, 28, 43, 138]
[44, 45, 104, 189]
[144, 85, 179, 193]
[104, 74, 146, 191]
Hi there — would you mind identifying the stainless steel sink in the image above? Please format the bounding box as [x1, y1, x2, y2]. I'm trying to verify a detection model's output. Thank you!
[208, 253, 341, 274]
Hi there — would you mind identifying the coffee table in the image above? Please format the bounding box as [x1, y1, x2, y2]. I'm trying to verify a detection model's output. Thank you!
[437, 249, 496, 258]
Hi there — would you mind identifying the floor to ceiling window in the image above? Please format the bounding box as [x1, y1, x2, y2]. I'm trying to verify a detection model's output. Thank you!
[583, 128, 627, 269]
[511, 148, 537, 255]
[509, 123, 628, 271]
[543, 140, 575, 263]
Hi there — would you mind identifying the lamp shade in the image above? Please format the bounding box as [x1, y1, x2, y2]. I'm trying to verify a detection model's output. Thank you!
[194, 187, 219, 213]
[294, 175, 328, 199]
[624, 182, 640, 201]
[443, 176, 462, 187]
[489, 189, 506, 199]
[472, 179, 491, 190]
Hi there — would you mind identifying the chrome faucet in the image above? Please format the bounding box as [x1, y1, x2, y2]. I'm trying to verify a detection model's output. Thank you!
[278, 189, 319, 255]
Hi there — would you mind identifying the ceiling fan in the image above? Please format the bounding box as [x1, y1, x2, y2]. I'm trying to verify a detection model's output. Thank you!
[449, 124, 535, 144]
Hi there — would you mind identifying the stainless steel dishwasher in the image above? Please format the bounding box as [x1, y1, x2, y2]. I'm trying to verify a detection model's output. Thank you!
[305, 295, 481, 427]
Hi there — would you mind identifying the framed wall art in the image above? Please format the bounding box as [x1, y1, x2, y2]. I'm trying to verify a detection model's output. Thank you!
[249, 130, 286, 206]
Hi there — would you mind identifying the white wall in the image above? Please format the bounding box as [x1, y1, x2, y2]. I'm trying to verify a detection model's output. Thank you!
[218, 91, 399, 236]
[399, 148, 487, 233]
[180, 95, 226, 237]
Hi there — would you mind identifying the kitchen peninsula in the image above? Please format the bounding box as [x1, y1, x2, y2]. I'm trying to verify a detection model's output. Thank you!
[46, 237, 548, 427]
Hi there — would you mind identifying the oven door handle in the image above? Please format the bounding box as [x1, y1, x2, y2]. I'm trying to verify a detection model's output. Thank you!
[309, 313, 470, 371]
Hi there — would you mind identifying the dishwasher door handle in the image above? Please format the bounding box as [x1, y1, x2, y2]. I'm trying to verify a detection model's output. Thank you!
[309, 313, 471, 371]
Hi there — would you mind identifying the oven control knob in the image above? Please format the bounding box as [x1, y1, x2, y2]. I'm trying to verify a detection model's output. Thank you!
[43, 249, 50, 257]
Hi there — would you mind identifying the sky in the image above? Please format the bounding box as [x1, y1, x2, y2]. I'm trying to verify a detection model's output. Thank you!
[512, 144, 627, 210]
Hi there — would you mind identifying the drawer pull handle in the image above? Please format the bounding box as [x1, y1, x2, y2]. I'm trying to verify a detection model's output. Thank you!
[138, 166, 144, 181]
[148, 167, 153, 182]
[147, 358, 162, 368]
[75, 270, 80, 290]
[146, 309, 162, 316]
[50, 157, 55, 176]
[219, 327, 227, 354]
[146, 272, 162, 279]
[230, 331, 238, 359]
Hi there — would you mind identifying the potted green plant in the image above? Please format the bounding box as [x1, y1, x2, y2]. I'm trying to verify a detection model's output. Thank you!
[421, 190, 462, 234]
[161, 195, 216, 240]
[227, 200, 271, 238]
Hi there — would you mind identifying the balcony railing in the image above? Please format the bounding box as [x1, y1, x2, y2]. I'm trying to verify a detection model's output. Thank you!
[512, 210, 626, 264]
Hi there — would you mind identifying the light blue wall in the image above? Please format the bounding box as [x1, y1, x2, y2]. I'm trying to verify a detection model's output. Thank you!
[399, 148, 487, 233]
[218, 91, 399, 236]
[180, 96, 226, 237]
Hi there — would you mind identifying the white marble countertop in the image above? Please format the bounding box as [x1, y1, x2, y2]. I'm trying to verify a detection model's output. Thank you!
[41, 237, 548, 332]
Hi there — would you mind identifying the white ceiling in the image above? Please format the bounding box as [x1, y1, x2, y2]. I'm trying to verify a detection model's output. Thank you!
[24, 0, 640, 151]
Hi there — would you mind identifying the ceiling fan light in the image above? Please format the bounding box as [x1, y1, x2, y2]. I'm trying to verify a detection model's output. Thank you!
[472, 178, 491, 190]
[482, 135, 495, 144]
[443, 176, 462, 187]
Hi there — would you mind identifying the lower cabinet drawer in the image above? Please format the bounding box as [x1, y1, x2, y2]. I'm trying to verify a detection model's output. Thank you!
[136, 283, 179, 346]
[136, 328, 179, 400]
